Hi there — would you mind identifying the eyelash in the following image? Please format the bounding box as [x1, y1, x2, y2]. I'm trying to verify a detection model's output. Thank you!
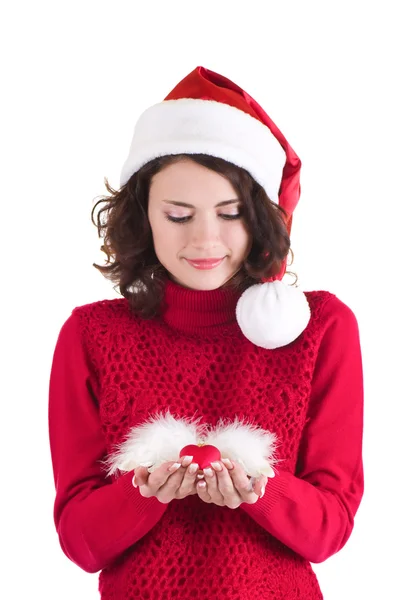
[166, 214, 242, 224]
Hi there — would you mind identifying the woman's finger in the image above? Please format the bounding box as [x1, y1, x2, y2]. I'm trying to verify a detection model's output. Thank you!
[176, 462, 199, 498]
[156, 467, 188, 503]
[209, 462, 242, 508]
[155, 456, 195, 502]
[226, 461, 260, 504]
[196, 479, 211, 503]
[252, 475, 268, 498]
[138, 460, 183, 498]
[132, 466, 149, 487]
[203, 466, 225, 505]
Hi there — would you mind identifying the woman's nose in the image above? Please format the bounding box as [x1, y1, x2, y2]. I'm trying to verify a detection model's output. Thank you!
[189, 215, 220, 248]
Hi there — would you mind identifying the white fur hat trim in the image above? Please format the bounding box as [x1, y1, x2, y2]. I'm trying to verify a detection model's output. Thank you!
[236, 281, 311, 349]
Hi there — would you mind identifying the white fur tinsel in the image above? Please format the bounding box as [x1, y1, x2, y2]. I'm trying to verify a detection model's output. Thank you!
[204, 417, 278, 478]
[102, 412, 205, 477]
[102, 412, 278, 479]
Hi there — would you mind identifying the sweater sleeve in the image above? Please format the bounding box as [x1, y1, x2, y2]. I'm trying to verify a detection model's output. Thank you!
[48, 309, 167, 573]
[241, 295, 364, 563]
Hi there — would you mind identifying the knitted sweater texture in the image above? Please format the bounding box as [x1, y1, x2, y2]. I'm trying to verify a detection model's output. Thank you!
[49, 279, 364, 599]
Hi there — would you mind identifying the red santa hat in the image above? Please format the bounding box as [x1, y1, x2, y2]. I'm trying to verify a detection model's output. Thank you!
[120, 66, 311, 349]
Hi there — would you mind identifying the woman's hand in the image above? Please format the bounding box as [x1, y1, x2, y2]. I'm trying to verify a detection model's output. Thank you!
[196, 459, 267, 509]
[132, 456, 199, 503]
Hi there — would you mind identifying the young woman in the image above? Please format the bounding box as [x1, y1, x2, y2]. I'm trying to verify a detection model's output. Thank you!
[48, 66, 364, 599]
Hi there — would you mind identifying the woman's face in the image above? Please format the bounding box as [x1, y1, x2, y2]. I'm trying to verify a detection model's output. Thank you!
[148, 158, 252, 290]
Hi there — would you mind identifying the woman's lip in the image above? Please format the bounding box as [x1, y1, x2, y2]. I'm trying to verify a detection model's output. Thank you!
[185, 257, 225, 270]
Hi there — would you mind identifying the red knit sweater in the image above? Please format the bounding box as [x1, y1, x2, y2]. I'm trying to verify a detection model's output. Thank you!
[48, 278, 364, 600]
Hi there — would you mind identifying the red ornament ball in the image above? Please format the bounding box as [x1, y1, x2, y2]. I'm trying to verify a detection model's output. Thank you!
[179, 444, 221, 470]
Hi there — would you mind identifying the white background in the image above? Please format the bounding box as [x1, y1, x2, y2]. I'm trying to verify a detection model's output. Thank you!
[1, 1, 410, 598]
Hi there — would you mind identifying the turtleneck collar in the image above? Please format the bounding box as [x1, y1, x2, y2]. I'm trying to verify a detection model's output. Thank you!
[160, 277, 241, 334]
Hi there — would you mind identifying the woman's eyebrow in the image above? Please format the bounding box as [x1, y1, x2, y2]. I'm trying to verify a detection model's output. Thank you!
[162, 199, 240, 208]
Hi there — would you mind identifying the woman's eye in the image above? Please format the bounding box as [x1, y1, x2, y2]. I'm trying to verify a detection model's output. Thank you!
[166, 215, 192, 223]
[165, 213, 242, 224]
[220, 213, 241, 220]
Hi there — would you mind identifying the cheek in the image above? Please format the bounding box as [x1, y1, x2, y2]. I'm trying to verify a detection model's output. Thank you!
[151, 218, 186, 255]
[227, 223, 251, 255]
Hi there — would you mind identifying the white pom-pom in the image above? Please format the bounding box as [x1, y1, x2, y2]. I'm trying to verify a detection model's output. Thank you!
[236, 280, 311, 349]
[102, 412, 204, 477]
[204, 417, 278, 478]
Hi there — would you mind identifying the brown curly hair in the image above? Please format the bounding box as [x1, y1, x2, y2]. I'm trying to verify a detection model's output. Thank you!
[91, 154, 296, 318]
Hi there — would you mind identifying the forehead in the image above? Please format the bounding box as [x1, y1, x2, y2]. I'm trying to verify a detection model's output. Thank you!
[149, 159, 239, 207]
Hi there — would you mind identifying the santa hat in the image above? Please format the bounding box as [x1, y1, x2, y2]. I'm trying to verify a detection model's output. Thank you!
[119, 66, 310, 349]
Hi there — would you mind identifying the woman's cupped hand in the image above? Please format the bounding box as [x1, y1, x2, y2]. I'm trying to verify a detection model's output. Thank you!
[133, 456, 267, 508]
